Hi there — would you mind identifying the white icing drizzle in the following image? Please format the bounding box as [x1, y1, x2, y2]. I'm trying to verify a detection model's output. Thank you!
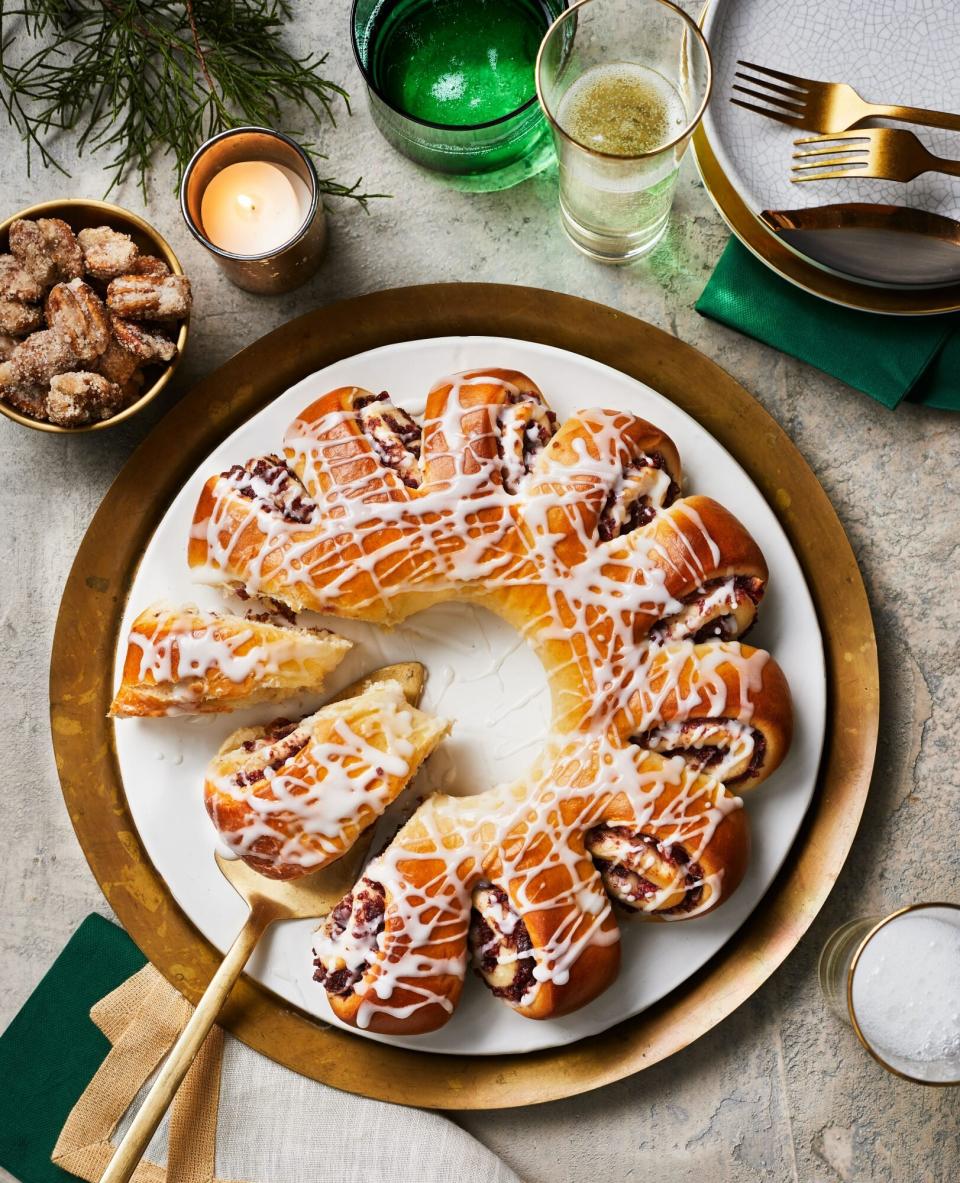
[189, 371, 787, 1030]
[115, 601, 348, 714]
[206, 682, 446, 875]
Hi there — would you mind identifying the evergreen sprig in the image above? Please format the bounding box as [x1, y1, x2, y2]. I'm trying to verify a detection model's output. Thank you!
[0, 0, 380, 203]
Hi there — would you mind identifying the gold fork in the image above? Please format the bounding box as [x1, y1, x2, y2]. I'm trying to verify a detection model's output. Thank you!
[791, 128, 960, 183]
[732, 61, 960, 134]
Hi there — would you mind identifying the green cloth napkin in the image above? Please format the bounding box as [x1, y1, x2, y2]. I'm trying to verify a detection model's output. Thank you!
[696, 237, 960, 411]
[0, 914, 146, 1183]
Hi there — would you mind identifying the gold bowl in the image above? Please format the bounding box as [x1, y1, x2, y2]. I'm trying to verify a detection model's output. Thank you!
[0, 198, 189, 434]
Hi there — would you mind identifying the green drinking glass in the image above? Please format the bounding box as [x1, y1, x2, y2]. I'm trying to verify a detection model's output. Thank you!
[351, 0, 567, 191]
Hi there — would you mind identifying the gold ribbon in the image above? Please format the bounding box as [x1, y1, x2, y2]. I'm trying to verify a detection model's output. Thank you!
[52, 965, 224, 1183]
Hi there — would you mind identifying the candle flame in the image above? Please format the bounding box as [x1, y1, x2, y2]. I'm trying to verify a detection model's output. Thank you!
[236, 193, 257, 212]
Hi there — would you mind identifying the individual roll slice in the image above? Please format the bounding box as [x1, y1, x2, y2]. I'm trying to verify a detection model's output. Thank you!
[589, 750, 751, 920]
[109, 601, 351, 717]
[206, 681, 450, 879]
[622, 641, 794, 788]
[313, 793, 473, 1034]
[421, 368, 557, 493]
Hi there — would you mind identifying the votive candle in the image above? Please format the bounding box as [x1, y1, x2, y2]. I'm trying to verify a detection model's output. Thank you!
[181, 127, 327, 294]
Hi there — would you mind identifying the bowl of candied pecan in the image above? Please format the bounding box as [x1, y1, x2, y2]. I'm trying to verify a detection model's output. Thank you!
[0, 199, 191, 433]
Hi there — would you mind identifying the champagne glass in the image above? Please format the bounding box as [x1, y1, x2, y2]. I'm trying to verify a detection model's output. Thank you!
[819, 902, 960, 1085]
[536, 0, 712, 262]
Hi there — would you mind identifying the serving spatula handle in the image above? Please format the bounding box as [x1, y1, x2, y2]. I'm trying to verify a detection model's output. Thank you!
[100, 901, 273, 1183]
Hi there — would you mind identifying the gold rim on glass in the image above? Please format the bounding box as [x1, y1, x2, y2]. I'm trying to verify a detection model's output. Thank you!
[846, 901, 960, 1087]
[536, 0, 714, 162]
[0, 199, 189, 434]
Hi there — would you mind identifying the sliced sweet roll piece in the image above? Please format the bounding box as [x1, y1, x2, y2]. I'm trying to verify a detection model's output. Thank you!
[353, 391, 423, 489]
[597, 453, 681, 541]
[606, 495, 768, 643]
[497, 391, 558, 495]
[313, 795, 472, 1034]
[468, 839, 621, 1020]
[620, 641, 793, 788]
[109, 601, 351, 717]
[591, 751, 750, 920]
[313, 877, 388, 1000]
[637, 720, 761, 784]
[523, 409, 682, 571]
[205, 681, 450, 879]
[649, 575, 765, 644]
[189, 455, 332, 611]
[223, 454, 320, 525]
[189, 449, 440, 624]
[585, 826, 709, 916]
[284, 385, 423, 502]
[421, 368, 557, 494]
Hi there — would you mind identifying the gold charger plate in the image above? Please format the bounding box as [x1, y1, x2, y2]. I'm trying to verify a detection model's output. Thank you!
[50, 284, 878, 1109]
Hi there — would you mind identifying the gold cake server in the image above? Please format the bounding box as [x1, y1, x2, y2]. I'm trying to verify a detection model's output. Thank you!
[101, 661, 426, 1183]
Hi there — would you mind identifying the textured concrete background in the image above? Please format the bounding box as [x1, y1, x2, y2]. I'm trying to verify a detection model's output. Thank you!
[1, 2, 958, 1180]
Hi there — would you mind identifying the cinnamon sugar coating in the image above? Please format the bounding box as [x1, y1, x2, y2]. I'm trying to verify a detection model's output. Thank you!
[46, 279, 111, 362]
[96, 335, 140, 384]
[0, 380, 46, 418]
[111, 317, 176, 363]
[0, 299, 42, 336]
[0, 255, 43, 302]
[128, 254, 171, 279]
[106, 274, 192, 320]
[78, 225, 139, 279]
[0, 328, 77, 386]
[45, 371, 126, 427]
[9, 218, 84, 288]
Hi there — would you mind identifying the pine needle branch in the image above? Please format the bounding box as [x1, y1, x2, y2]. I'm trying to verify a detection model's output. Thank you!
[0, 0, 385, 205]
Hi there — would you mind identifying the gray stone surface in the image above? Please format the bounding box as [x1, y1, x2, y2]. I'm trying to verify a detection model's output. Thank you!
[1, 2, 958, 1181]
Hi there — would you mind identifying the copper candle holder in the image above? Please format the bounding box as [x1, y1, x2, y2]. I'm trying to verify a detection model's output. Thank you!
[180, 126, 326, 294]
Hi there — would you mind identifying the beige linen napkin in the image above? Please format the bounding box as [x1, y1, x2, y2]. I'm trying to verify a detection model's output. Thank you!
[54, 965, 520, 1183]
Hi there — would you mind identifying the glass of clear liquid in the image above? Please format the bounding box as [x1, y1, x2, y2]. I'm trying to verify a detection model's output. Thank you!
[819, 903, 960, 1085]
[535, 0, 712, 262]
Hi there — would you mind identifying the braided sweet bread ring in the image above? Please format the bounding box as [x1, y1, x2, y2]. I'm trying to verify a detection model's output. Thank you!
[190, 369, 793, 1035]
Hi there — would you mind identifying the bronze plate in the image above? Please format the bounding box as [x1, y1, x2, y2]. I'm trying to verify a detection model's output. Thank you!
[692, 122, 960, 316]
[50, 284, 878, 1108]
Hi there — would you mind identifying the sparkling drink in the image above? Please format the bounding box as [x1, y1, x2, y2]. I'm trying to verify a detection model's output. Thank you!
[555, 63, 687, 257]
[535, 0, 711, 263]
[819, 903, 960, 1085]
[852, 912, 960, 1080]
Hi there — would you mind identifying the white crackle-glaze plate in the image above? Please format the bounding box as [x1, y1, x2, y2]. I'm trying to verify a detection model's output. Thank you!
[702, 0, 960, 280]
[113, 336, 825, 1056]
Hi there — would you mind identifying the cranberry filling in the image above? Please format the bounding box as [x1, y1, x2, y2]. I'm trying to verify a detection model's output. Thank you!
[233, 719, 309, 787]
[634, 718, 767, 783]
[586, 826, 704, 915]
[650, 574, 765, 645]
[469, 885, 537, 1004]
[313, 879, 387, 996]
[597, 453, 680, 542]
[495, 394, 558, 494]
[355, 392, 423, 489]
[224, 455, 316, 524]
